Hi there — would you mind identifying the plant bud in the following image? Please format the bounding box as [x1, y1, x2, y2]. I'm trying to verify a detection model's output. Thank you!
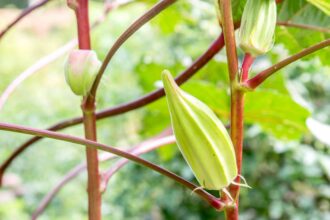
[162, 70, 237, 190]
[64, 49, 101, 96]
[239, 0, 277, 56]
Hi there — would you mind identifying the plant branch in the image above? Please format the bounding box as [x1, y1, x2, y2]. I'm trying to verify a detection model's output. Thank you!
[217, 0, 238, 81]
[71, 0, 91, 49]
[217, 1, 240, 219]
[87, 0, 177, 105]
[69, 0, 102, 218]
[0, 122, 227, 211]
[245, 38, 330, 89]
[0, 0, 53, 40]
[0, 34, 225, 184]
[241, 53, 254, 82]
[277, 21, 330, 33]
[31, 128, 172, 219]
[101, 133, 175, 192]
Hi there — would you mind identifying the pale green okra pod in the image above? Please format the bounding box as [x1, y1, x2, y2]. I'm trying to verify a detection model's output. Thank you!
[162, 70, 237, 190]
[64, 49, 101, 96]
[239, 0, 277, 56]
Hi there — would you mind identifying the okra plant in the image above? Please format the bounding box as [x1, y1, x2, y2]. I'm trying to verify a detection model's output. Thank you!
[0, 0, 329, 219]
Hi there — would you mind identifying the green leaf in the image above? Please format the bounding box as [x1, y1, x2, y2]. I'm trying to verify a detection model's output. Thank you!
[258, 71, 289, 95]
[276, 0, 330, 65]
[245, 90, 311, 139]
[231, 0, 247, 22]
[182, 81, 230, 122]
[276, 27, 330, 65]
[307, 0, 330, 16]
[157, 144, 178, 161]
[192, 60, 230, 86]
[278, 0, 330, 28]
[145, 80, 310, 140]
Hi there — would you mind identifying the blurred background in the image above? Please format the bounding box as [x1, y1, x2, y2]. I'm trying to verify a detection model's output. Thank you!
[0, 0, 329, 219]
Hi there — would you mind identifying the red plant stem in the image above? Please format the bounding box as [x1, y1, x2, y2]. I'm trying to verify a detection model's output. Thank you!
[0, 0, 53, 40]
[217, 0, 238, 82]
[277, 21, 330, 33]
[241, 53, 254, 81]
[246, 38, 330, 89]
[0, 122, 227, 211]
[226, 90, 244, 219]
[0, 34, 225, 185]
[70, 0, 101, 219]
[82, 109, 101, 220]
[217, 0, 240, 219]
[74, 0, 91, 49]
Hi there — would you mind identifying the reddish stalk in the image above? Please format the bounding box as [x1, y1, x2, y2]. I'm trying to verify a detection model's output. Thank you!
[0, 122, 227, 211]
[68, 0, 101, 219]
[245, 38, 330, 89]
[241, 53, 254, 81]
[277, 21, 330, 33]
[82, 108, 101, 220]
[217, 0, 241, 219]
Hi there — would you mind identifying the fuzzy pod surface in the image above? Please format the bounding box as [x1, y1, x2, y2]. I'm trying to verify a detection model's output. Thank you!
[162, 70, 237, 190]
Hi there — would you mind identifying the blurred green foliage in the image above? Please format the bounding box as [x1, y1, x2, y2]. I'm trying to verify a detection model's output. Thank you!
[0, 0, 329, 219]
[0, 0, 28, 8]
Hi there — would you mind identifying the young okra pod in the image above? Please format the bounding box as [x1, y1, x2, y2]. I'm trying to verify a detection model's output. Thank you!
[64, 49, 101, 96]
[162, 70, 237, 190]
[239, 0, 277, 56]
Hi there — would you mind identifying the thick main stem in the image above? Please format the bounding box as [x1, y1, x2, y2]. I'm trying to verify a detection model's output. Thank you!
[226, 89, 244, 219]
[226, 54, 254, 219]
[70, 0, 102, 219]
[82, 106, 101, 220]
[217, 0, 240, 219]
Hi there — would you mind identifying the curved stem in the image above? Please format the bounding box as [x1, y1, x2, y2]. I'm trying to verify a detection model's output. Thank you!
[277, 21, 330, 33]
[101, 134, 175, 192]
[0, 0, 53, 40]
[245, 38, 330, 89]
[0, 122, 226, 211]
[87, 0, 177, 106]
[32, 129, 173, 219]
[0, 34, 225, 184]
